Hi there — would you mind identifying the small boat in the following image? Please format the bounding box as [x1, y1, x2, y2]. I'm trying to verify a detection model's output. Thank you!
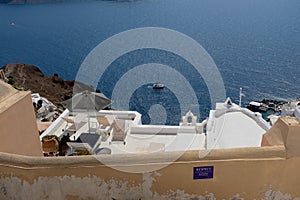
[10, 22, 15, 26]
[153, 83, 164, 89]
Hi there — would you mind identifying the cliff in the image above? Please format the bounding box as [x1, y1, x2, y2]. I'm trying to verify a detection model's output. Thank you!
[1, 63, 97, 109]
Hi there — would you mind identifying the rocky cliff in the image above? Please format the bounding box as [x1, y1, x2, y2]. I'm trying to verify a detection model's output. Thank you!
[1, 63, 97, 109]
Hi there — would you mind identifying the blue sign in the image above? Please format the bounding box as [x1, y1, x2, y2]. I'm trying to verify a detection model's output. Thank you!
[193, 166, 214, 180]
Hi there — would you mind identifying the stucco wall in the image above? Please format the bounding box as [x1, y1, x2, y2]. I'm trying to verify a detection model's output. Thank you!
[0, 82, 42, 156]
[0, 146, 299, 200]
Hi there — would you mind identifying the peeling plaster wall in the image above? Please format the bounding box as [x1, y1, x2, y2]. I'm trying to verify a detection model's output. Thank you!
[0, 147, 300, 199]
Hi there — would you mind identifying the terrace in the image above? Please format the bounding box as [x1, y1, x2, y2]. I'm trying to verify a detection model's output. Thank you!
[40, 110, 206, 156]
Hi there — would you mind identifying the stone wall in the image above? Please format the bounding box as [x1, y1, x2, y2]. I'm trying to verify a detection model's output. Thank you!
[0, 146, 299, 199]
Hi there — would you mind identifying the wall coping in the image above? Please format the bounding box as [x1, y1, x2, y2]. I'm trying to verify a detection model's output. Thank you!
[0, 146, 286, 169]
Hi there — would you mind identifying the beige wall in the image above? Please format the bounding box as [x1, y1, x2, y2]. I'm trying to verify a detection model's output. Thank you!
[0, 81, 42, 156]
[0, 146, 299, 199]
[262, 117, 300, 158]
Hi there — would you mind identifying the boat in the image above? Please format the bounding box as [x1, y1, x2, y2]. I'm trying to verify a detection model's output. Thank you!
[247, 101, 268, 112]
[152, 82, 164, 89]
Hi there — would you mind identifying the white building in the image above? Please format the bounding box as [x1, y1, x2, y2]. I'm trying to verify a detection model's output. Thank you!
[206, 98, 270, 149]
[41, 97, 270, 156]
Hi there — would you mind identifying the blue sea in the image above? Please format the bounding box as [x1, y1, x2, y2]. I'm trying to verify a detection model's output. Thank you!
[1, 0, 299, 124]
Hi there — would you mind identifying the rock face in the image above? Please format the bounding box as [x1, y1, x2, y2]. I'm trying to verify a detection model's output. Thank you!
[2, 63, 73, 107]
[1, 63, 96, 109]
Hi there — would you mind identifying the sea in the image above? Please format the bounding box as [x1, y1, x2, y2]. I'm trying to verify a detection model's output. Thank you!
[0, 0, 299, 125]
